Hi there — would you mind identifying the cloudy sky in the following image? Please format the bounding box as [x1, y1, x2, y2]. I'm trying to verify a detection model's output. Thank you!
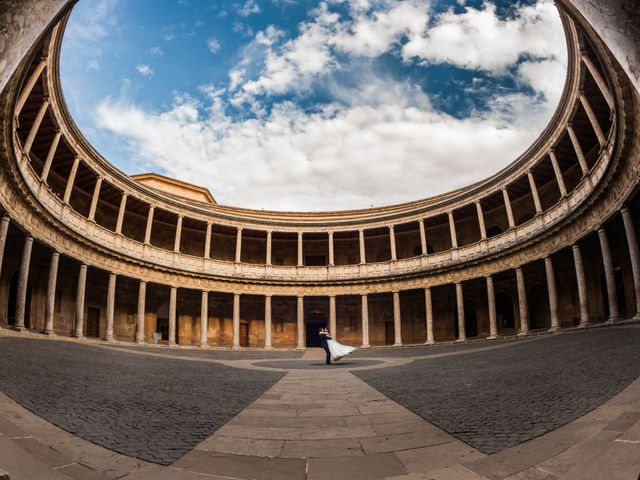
[61, 0, 567, 211]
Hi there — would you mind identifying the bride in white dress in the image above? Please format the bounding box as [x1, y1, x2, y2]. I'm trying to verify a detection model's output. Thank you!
[325, 329, 356, 362]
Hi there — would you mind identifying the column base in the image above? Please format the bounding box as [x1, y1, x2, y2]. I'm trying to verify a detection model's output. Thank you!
[392, 342, 402, 347]
[455, 338, 466, 343]
[606, 316, 621, 324]
[167, 341, 176, 347]
[517, 330, 529, 337]
[104, 337, 115, 343]
[232, 345, 242, 351]
[361, 344, 370, 349]
[41, 329, 56, 336]
[199, 343, 208, 348]
[71, 332, 84, 339]
[425, 339, 435, 345]
[264, 346, 273, 351]
[577, 322, 590, 329]
[11, 325, 26, 332]
[548, 326, 561, 333]
[487, 334, 498, 340]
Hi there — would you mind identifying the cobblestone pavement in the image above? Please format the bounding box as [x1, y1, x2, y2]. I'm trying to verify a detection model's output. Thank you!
[351, 337, 523, 358]
[0, 337, 284, 465]
[105, 343, 305, 360]
[252, 359, 384, 369]
[354, 326, 640, 454]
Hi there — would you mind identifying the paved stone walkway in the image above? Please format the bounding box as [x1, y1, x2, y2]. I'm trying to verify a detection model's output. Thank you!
[0, 337, 284, 465]
[354, 327, 640, 454]
[0, 326, 639, 479]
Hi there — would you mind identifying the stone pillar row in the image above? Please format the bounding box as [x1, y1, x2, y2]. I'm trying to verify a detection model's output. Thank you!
[4, 206, 640, 346]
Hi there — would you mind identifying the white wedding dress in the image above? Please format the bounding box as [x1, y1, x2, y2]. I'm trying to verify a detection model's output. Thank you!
[326, 338, 356, 362]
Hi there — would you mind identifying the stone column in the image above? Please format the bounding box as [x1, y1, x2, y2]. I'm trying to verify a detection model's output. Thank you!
[15, 58, 47, 116]
[136, 281, 146, 344]
[419, 219, 427, 255]
[598, 227, 620, 322]
[200, 291, 208, 347]
[173, 215, 183, 253]
[545, 257, 560, 332]
[359, 229, 366, 264]
[389, 226, 397, 261]
[581, 53, 614, 108]
[549, 151, 568, 197]
[62, 156, 80, 204]
[567, 124, 590, 175]
[572, 244, 590, 327]
[88, 176, 102, 222]
[425, 287, 434, 345]
[361, 294, 370, 348]
[168, 286, 178, 345]
[527, 171, 543, 215]
[115, 192, 128, 235]
[144, 206, 155, 245]
[580, 93, 606, 146]
[476, 201, 487, 240]
[266, 231, 272, 265]
[448, 211, 458, 248]
[264, 295, 272, 350]
[13, 235, 33, 331]
[622, 208, 640, 318]
[516, 267, 529, 335]
[0, 216, 10, 279]
[23, 97, 49, 154]
[204, 222, 212, 258]
[42, 251, 59, 335]
[456, 282, 466, 341]
[41, 130, 61, 182]
[297, 296, 305, 349]
[105, 273, 116, 342]
[232, 293, 240, 349]
[72, 264, 87, 338]
[329, 295, 337, 337]
[328, 232, 335, 266]
[392, 291, 402, 346]
[297, 232, 303, 266]
[235, 228, 242, 263]
[486, 275, 498, 339]
[503, 188, 516, 228]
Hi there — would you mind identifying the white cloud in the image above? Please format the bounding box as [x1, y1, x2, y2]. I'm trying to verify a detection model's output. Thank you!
[207, 37, 221, 53]
[238, 0, 261, 17]
[136, 64, 154, 77]
[88, 0, 568, 211]
[149, 46, 164, 56]
[402, 1, 566, 73]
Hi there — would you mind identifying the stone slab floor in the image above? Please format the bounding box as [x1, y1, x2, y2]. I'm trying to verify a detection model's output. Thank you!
[0, 326, 639, 479]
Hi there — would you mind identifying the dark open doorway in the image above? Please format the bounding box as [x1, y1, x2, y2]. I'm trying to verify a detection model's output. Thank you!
[305, 311, 327, 347]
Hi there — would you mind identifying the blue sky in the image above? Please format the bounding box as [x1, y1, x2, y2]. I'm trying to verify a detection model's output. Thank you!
[61, 0, 567, 211]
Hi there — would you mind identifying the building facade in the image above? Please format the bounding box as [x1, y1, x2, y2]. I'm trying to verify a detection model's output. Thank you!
[0, 0, 639, 350]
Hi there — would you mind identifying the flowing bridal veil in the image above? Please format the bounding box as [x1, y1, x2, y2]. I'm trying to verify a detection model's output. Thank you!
[326, 339, 356, 362]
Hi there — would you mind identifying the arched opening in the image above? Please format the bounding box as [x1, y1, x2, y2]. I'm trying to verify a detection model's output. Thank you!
[7, 270, 31, 328]
[528, 283, 550, 330]
[305, 311, 328, 347]
[486, 226, 504, 238]
[496, 291, 515, 330]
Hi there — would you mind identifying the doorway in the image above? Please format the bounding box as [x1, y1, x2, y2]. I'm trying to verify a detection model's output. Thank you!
[496, 292, 515, 330]
[305, 311, 327, 347]
[384, 321, 394, 345]
[86, 307, 100, 338]
[240, 322, 249, 347]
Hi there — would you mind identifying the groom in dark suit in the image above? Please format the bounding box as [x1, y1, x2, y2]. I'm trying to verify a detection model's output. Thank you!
[319, 327, 331, 365]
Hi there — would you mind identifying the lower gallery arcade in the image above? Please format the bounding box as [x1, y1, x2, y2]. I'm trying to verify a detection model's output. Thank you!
[2, 203, 639, 349]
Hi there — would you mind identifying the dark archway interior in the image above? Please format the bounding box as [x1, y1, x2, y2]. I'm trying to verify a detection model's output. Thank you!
[305, 311, 328, 347]
[496, 292, 515, 330]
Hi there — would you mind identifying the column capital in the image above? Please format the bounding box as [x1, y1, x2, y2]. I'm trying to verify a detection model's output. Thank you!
[621, 206, 630, 214]
[389, 224, 395, 231]
[264, 293, 272, 299]
[597, 226, 606, 233]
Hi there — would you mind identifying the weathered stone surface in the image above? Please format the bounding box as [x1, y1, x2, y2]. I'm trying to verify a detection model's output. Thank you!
[354, 327, 640, 454]
[0, 337, 284, 465]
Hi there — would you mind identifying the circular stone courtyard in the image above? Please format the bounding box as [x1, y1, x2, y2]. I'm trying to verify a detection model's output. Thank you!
[1, 325, 640, 479]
